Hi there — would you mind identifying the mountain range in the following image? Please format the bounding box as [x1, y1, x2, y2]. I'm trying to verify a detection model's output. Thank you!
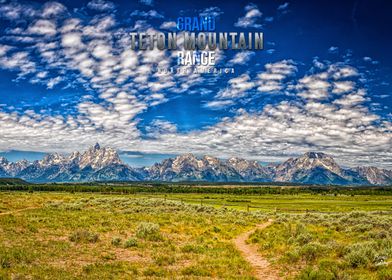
[0, 144, 391, 185]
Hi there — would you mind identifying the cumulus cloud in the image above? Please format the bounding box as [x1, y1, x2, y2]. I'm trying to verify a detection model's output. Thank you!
[363, 56, 379, 65]
[277, 2, 289, 11]
[235, 3, 263, 28]
[46, 76, 62, 89]
[146, 120, 177, 137]
[208, 60, 297, 106]
[228, 51, 254, 65]
[257, 60, 297, 93]
[0, 61, 391, 168]
[145, 90, 391, 167]
[0, 2, 36, 20]
[199, 7, 224, 18]
[131, 10, 163, 19]
[0, 45, 12, 56]
[204, 100, 235, 109]
[332, 81, 355, 94]
[87, 0, 116, 12]
[27, 20, 57, 36]
[329, 64, 358, 79]
[42, 2, 67, 18]
[0, 0, 209, 152]
[0, 51, 36, 78]
[217, 74, 256, 99]
[160, 21, 177, 30]
[328, 46, 339, 54]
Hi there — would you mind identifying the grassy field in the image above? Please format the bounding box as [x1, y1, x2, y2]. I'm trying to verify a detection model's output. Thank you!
[250, 212, 392, 279]
[0, 190, 392, 279]
[141, 193, 392, 212]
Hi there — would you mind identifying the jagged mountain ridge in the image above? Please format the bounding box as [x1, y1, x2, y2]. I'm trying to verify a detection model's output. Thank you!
[0, 145, 391, 185]
[274, 152, 367, 185]
[0, 143, 141, 182]
[144, 154, 272, 182]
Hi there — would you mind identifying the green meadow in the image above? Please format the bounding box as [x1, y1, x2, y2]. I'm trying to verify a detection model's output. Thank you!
[0, 188, 392, 279]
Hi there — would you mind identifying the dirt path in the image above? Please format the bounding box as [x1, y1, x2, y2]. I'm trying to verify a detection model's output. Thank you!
[234, 219, 281, 280]
[0, 206, 41, 216]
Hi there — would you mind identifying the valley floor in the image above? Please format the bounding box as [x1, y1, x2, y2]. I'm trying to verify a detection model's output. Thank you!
[0, 191, 392, 279]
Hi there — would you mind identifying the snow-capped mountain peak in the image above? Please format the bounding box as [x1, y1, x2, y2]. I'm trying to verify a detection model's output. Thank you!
[79, 144, 122, 169]
[0, 148, 391, 185]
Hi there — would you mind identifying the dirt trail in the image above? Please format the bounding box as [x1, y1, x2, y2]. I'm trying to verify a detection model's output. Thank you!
[234, 219, 281, 280]
[0, 206, 41, 216]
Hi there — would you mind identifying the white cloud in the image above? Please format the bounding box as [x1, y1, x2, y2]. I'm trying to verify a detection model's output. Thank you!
[42, 2, 67, 18]
[87, 0, 116, 12]
[27, 20, 57, 36]
[257, 60, 297, 93]
[205, 60, 297, 108]
[332, 81, 355, 94]
[329, 65, 358, 79]
[0, 45, 12, 56]
[235, 3, 263, 28]
[145, 89, 391, 167]
[328, 46, 339, 54]
[146, 120, 177, 137]
[277, 2, 289, 11]
[160, 21, 177, 30]
[199, 7, 224, 18]
[2, 75, 389, 167]
[217, 74, 255, 99]
[0, 3, 36, 20]
[333, 90, 367, 107]
[363, 56, 372, 62]
[0, 51, 36, 77]
[131, 10, 163, 19]
[63, 30, 81, 44]
[204, 100, 235, 109]
[46, 76, 62, 89]
[228, 51, 254, 65]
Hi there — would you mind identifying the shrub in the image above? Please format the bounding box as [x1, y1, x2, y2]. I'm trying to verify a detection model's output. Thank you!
[283, 249, 300, 263]
[347, 211, 369, 219]
[296, 233, 313, 245]
[300, 242, 325, 261]
[124, 238, 138, 248]
[344, 243, 377, 268]
[294, 223, 307, 237]
[111, 237, 122, 247]
[0, 254, 11, 268]
[350, 224, 373, 233]
[69, 230, 99, 243]
[212, 226, 221, 233]
[143, 266, 166, 277]
[378, 268, 392, 280]
[136, 222, 162, 241]
[181, 266, 211, 277]
[181, 244, 204, 254]
[297, 266, 336, 280]
[370, 230, 389, 239]
[153, 254, 175, 266]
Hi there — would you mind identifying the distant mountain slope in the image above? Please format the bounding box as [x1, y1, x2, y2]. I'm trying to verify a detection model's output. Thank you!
[144, 154, 271, 182]
[0, 178, 29, 185]
[0, 145, 391, 185]
[274, 152, 368, 185]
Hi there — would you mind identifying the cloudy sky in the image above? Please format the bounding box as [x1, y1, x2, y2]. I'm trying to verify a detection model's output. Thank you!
[0, 0, 391, 168]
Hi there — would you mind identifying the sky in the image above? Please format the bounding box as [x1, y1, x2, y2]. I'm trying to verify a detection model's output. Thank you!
[0, 0, 391, 168]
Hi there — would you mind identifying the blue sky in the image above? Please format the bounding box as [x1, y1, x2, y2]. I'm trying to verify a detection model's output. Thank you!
[0, 0, 391, 168]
